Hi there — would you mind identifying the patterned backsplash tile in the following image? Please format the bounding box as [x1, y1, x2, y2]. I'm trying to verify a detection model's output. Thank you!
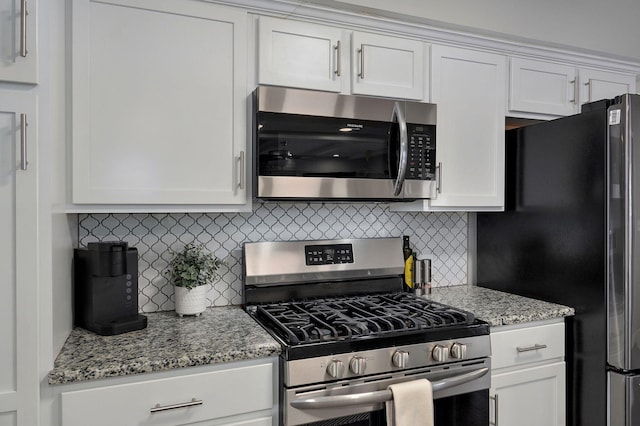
[78, 203, 467, 312]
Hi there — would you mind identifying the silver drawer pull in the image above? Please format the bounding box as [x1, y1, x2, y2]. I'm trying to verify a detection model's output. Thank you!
[516, 343, 547, 353]
[150, 398, 203, 413]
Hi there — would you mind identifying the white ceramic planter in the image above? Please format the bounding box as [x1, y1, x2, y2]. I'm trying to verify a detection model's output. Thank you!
[174, 285, 207, 317]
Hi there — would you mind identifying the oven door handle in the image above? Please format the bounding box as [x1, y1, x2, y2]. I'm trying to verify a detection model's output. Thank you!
[290, 367, 489, 410]
[392, 101, 408, 197]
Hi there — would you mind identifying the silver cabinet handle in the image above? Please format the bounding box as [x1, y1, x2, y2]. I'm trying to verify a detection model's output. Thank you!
[436, 162, 442, 194]
[20, 113, 28, 171]
[490, 394, 499, 426]
[392, 102, 408, 196]
[290, 367, 489, 410]
[569, 79, 577, 104]
[357, 44, 364, 79]
[334, 40, 341, 76]
[237, 151, 245, 190]
[20, 0, 28, 57]
[516, 343, 548, 353]
[150, 398, 203, 413]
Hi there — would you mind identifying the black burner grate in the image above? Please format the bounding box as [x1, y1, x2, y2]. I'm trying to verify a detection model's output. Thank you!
[255, 292, 475, 345]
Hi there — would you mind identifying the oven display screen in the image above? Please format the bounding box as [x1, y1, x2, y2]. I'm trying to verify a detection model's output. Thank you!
[305, 244, 353, 265]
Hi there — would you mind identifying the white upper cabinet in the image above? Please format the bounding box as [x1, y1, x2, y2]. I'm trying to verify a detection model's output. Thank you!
[0, 0, 37, 83]
[71, 0, 248, 208]
[258, 17, 345, 93]
[257, 16, 426, 100]
[509, 57, 636, 117]
[394, 45, 506, 211]
[350, 31, 425, 100]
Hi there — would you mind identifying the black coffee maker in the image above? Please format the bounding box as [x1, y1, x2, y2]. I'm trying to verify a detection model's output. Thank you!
[74, 241, 147, 335]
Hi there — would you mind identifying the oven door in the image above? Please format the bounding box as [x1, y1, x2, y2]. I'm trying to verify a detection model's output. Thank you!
[283, 358, 490, 426]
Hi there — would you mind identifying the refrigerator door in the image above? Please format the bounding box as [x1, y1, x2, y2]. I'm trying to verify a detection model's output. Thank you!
[607, 94, 640, 371]
[608, 370, 640, 426]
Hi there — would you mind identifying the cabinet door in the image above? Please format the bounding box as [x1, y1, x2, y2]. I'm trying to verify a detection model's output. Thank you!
[258, 16, 344, 92]
[72, 0, 247, 205]
[491, 362, 566, 426]
[0, 0, 37, 83]
[428, 45, 506, 210]
[509, 58, 577, 116]
[351, 32, 425, 100]
[579, 68, 636, 104]
[0, 91, 38, 426]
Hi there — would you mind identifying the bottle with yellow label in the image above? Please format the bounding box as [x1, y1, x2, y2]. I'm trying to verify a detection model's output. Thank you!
[402, 236, 413, 291]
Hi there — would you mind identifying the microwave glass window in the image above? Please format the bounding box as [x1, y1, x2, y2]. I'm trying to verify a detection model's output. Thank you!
[257, 112, 399, 179]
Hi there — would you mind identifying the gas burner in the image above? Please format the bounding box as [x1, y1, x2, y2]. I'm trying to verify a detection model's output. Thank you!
[255, 293, 477, 345]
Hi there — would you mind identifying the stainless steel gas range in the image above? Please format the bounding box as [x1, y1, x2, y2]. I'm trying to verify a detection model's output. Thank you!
[242, 237, 491, 426]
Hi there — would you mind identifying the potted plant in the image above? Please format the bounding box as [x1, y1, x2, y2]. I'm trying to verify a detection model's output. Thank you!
[165, 243, 224, 317]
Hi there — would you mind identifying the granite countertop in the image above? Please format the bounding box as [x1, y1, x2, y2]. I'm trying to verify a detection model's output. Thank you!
[49, 286, 574, 386]
[48, 306, 281, 385]
[426, 285, 575, 327]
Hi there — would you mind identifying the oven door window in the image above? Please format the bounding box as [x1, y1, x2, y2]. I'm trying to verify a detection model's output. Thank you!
[297, 390, 489, 426]
[257, 112, 399, 179]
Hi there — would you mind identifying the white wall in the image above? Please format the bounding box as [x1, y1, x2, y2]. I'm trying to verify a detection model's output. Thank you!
[306, 0, 640, 62]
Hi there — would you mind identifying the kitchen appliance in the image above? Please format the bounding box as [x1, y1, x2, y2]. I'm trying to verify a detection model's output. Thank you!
[243, 237, 490, 426]
[477, 94, 640, 426]
[73, 241, 147, 335]
[253, 86, 437, 201]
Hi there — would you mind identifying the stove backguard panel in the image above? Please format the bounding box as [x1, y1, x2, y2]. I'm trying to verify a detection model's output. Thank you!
[77, 204, 467, 312]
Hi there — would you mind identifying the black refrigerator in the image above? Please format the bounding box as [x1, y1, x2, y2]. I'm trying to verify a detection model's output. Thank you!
[477, 93, 640, 426]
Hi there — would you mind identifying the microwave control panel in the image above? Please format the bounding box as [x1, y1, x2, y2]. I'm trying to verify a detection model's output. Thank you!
[305, 244, 354, 266]
[406, 124, 436, 180]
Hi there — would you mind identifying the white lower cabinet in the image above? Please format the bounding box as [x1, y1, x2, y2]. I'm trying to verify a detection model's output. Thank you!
[490, 321, 566, 426]
[60, 360, 276, 426]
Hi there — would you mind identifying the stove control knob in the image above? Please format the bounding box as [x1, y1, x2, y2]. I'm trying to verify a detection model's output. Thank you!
[451, 342, 467, 360]
[349, 356, 367, 375]
[432, 344, 449, 363]
[326, 360, 345, 378]
[392, 350, 409, 368]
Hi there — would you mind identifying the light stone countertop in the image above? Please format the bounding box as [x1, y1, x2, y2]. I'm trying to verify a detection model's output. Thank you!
[426, 285, 574, 327]
[47, 306, 281, 385]
[48, 286, 574, 385]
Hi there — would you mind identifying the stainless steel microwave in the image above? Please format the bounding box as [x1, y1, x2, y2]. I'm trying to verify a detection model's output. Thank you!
[253, 86, 438, 201]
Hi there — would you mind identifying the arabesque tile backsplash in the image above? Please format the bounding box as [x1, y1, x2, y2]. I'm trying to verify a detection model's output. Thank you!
[78, 203, 467, 313]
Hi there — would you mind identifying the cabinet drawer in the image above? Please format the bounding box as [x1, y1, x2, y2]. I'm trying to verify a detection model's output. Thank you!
[61, 363, 273, 426]
[491, 322, 564, 370]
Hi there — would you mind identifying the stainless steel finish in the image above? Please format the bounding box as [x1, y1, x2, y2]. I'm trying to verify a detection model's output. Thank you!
[290, 368, 489, 409]
[436, 162, 442, 193]
[256, 86, 437, 124]
[244, 237, 404, 287]
[237, 151, 245, 190]
[257, 175, 437, 200]
[608, 371, 640, 426]
[607, 94, 640, 371]
[358, 45, 364, 79]
[334, 41, 341, 76]
[284, 359, 490, 426]
[451, 342, 467, 359]
[20, 0, 28, 57]
[150, 398, 203, 413]
[326, 360, 345, 379]
[284, 335, 490, 387]
[392, 102, 408, 196]
[432, 344, 449, 363]
[349, 356, 367, 375]
[490, 394, 499, 426]
[569, 79, 577, 103]
[516, 343, 547, 353]
[20, 113, 27, 171]
[392, 350, 409, 368]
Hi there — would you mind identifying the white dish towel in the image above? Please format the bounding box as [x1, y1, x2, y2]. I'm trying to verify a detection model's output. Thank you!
[385, 379, 434, 426]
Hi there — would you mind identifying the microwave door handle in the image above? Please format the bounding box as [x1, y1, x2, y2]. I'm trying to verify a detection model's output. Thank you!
[392, 102, 408, 196]
[290, 367, 489, 409]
